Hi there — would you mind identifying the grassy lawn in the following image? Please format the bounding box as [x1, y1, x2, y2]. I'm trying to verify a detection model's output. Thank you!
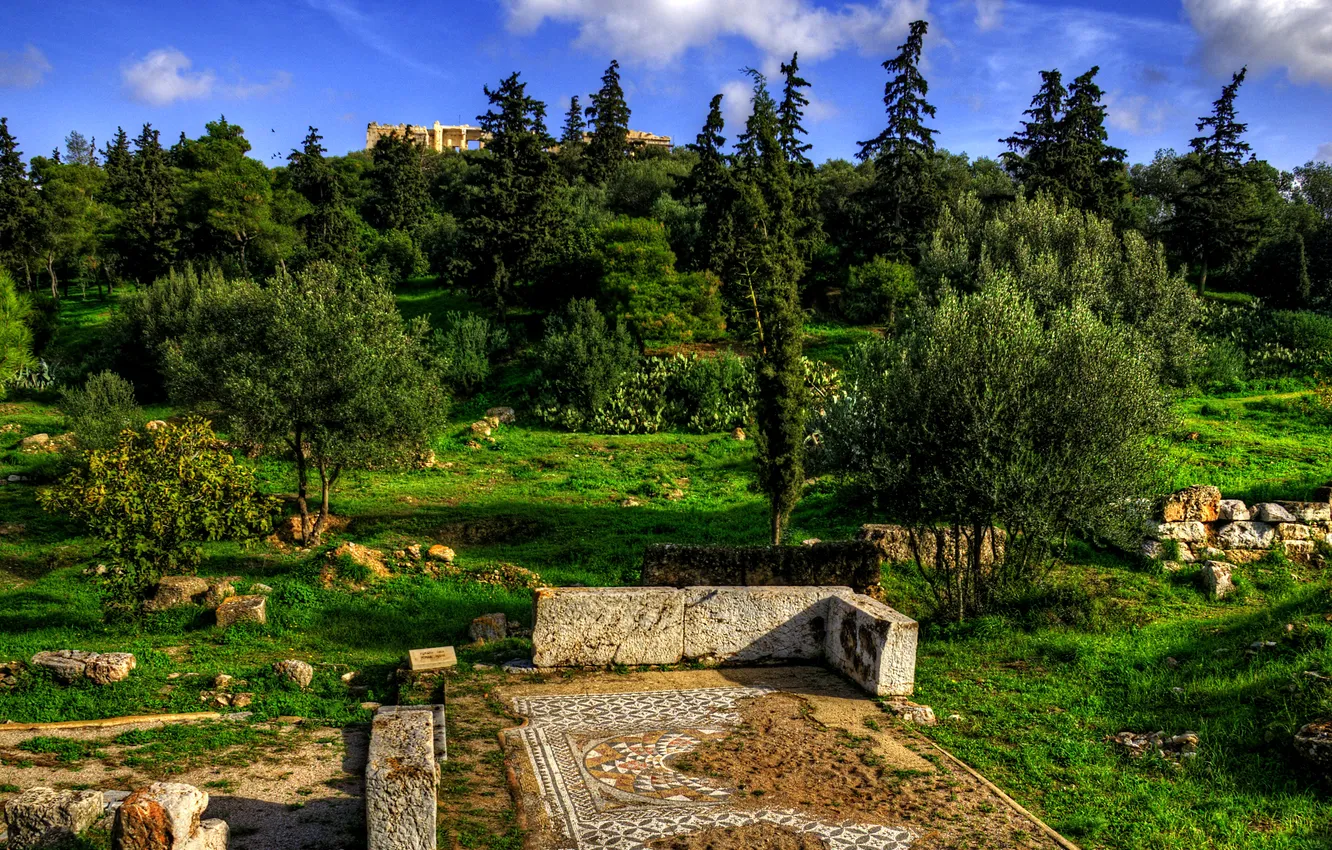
[1, 293, 1330, 849]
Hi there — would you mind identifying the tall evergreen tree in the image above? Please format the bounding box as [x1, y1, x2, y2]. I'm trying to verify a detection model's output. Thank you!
[287, 127, 356, 266]
[777, 52, 813, 168]
[1173, 67, 1259, 293]
[121, 124, 179, 282]
[101, 127, 132, 203]
[1059, 67, 1128, 217]
[1000, 69, 1067, 198]
[728, 71, 806, 543]
[367, 131, 430, 233]
[556, 94, 587, 181]
[584, 59, 630, 185]
[685, 94, 736, 275]
[856, 20, 940, 260]
[64, 131, 97, 166]
[0, 118, 38, 284]
[464, 72, 567, 313]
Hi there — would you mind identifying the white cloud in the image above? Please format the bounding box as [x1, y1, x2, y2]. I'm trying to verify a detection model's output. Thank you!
[1183, 0, 1332, 86]
[1318, 142, 1332, 163]
[226, 70, 293, 99]
[503, 0, 929, 64]
[972, 0, 1004, 31]
[122, 48, 216, 105]
[720, 79, 755, 131]
[0, 44, 52, 89]
[1105, 92, 1169, 136]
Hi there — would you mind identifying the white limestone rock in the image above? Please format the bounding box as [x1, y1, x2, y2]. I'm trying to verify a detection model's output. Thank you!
[1253, 502, 1297, 523]
[825, 593, 918, 697]
[531, 587, 685, 667]
[1201, 561, 1234, 599]
[1278, 501, 1332, 523]
[86, 652, 136, 685]
[1217, 499, 1250, 521]
[366, 710, 438, 850]
[3, 787, 103, 849]
[1276, 523, 1311, 541]
[29, 650, 99, 683]
[113, 781, 218, 850]
[273, 659, 313, 689]
[1216, 521, 1276, 550]
[682, 586, 844, 663]
[1145, 521, 1208, 543]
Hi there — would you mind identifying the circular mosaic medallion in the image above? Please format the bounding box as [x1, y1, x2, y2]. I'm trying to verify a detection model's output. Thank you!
[582, 730, 731, 803]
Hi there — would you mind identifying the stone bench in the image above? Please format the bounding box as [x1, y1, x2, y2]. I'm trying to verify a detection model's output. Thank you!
[367, 708, 441, 850]
[531, 585, 918, 696]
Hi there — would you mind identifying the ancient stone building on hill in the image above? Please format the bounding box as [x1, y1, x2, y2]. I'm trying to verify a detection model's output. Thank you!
[365, 121, 671, 153]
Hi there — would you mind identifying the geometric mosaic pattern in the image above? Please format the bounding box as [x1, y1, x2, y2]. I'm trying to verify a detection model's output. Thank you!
[510, 687, 916, 850]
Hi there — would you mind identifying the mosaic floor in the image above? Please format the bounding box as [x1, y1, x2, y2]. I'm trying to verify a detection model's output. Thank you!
[510, 686, 917, 850]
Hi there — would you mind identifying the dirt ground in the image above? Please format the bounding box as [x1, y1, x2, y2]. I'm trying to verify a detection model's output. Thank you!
[0, 718, 366, 850]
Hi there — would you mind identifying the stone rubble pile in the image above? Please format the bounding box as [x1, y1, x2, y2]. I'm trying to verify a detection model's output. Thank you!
[2, 782, 226, 850]
[29, 650, 136, 685]
[1143, 485, 1330, 565]
[1105, 730, 1200, 765]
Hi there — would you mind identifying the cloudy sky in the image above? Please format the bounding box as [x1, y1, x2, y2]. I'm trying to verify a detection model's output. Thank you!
[1, 0, 1330, 169]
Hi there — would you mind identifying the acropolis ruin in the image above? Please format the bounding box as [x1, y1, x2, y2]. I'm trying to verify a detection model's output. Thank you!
[366, 121, 671, 153]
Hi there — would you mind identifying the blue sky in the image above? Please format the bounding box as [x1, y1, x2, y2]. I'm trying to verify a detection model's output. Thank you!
[1, 0, 1330, 170]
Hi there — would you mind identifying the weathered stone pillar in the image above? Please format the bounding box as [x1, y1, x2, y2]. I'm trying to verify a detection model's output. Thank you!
[366, 709, 439, 850]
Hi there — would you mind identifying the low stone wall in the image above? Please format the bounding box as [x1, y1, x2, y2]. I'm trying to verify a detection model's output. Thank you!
[531, 585, 918, 697]
[641, 542, 882, 594]
[858, 524, 1005, 570]
[367, 709, 440, 850]
[1144, 485, 1331, 565]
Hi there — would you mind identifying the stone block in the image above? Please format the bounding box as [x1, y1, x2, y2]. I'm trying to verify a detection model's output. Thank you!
[532, 587, 685, 667]
[87, 652, 137, 685]
[1253, 502, 1297, 523]
[1294, 719, 1332, 772]
[1140, 539, 1163, 559]
[1278, 501, 1332, 523]
[1160, 485, 1221, 522]
[1216, 521, 1275, 549]
[214, 595, 266, 628]
[376, 704, 447, 762]
[858, 524, 1004, 572]
[407, 646, 456, 672]
[113, 781, 214, 850]
[273, 659, 313, 689]
[1217, 499, 1249, 521]
[366, 709, 438, 850]
[1276, 523, 1310, 541]
[143, 577, 210, 612]
[426, 544, 454, 564]
[825, 593, 918, 697]
[4, 787, 103, 849]
[1201, 561, 1233, 599]
[29, 650, 98, 683]
[1283, 540, 1316, 561]
[485, 406, 516, 424]
[1145, 521, 1208, 543]
[468, 613, 507, 643]
[682, 586, 841, 663]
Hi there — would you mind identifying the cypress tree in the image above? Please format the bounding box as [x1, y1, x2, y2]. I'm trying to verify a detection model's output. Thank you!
[1059, 67, 1128, 218]
[777, 53, 813, 168]
[122, 123, 179, 282]
[730, 71, 806, 544]
[685, 94, 736, 275]
[1001, 69, 1067, 199]
[288, 126, 356, 266]
[584, 59, 630, 185]
[367, 131, 430, 233]
[856, 20, 940, 260]
[556, 94, 587, 181]
[0, 118, 37, 284]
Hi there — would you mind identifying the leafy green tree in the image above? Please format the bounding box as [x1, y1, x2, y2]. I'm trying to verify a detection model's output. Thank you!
[463, 72, 568, 313]
[287, 126, 358, 267]
[856, 20, 940, 260]
[729, 70, 807, 543]
[1172, 68, 1260, 294]
[534, 298, 638, 430]
[0, 268, 33, 397]
[0, 118, 38, 286]
[39, 418, 276, 611]
[684, 94, 736, 275]
[819, 283, 1167, 620]
[27, 153, 104, 298]
[64, 131, 97, 166]
[585, 59, 630, 185]
[163, 262, 445, 543]
[367, 130, 431, 234]
[60, 371, 142, 453]
[842, 256, 917, 324]
[432, 311, 508, 395]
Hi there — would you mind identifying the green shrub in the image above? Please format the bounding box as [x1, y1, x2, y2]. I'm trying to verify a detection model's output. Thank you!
[534, 299, 639, 430]
[432, 311, 508, 396]
[842, 257, 917, 324]
[1195, 340, 1247, 391]
[0, 268, 34, 398]
[368, 228, 429, 283]
[667, 352, 755, 432]
[38, 418, 277, 612]
[60, 371, 142, 453]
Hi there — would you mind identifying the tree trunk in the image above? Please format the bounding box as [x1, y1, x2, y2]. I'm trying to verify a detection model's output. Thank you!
[1197, 259, 1209, 296]
[310, 462, 342, 544]
[46, 254, 58, 300]
[293, 428, 310, 546]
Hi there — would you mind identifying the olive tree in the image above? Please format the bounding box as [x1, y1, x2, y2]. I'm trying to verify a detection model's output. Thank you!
[819, 281, 1168, 620]
[165, 262, 446, 543]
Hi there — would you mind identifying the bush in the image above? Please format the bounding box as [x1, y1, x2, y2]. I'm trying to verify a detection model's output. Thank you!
[1195, 340, 1247, 391]
[368, 228, 429, 283]
[0, 268, 34, 398]
[534, 299, 639, 430]
[60, 371, 142, 453]
[433, 312, 508, 396]
[667, 352, 755, 432]
[38, 418, 277, 612]
[841, 257, 917, 324]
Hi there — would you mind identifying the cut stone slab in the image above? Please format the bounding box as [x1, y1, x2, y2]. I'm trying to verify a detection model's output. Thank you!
[376, 703, 447, 763]
[1145, 521, 1208, 543]
[4, 787, 103, 849]
[1201, 561, 1233, 599]
[1160, 485, 1221, 522]
[825, 594, 918, 697]
[1217, 499, 1249, 521]
[143, 576, 210, 612]
[682, 586, 843, 663]
[1278, 501, 1332, 523]
[1216, 521, 1276, 550]
[1253, 502, 1297, 523]
[30, 650, 99, 683]
[407, 646, 457, 672]
[112, 781, 222, 850]
[367, 708, 439, 850]
[468, 613, 507, 643]
[87, 652, 137, 685]
[214, 594, 266, 628]
[1276, 523, 1311, 541]
[532, 587, 685, 667]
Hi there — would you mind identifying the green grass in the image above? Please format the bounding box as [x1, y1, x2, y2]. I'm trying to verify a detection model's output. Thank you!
[2, 293, 1332, 849]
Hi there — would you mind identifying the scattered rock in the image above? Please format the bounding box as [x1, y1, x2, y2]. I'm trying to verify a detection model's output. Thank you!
[214, 595, 266, 628]
[1165, 657, 1180, 668]
[469, 613, 508, 644]
[801, 538, 821, 546]
[340, 671, 358, 683]
[273, 659, 314, 689]
[465, 440, 482, 450]
[113, 781, 227, 850]
[327, 542, 389, 579]
[732, 427, 745, 441]
[272, 512, 350, 547]
[30, 650, 100, 683]
[405, 543, 422, 560]
[86, 652, 137, 685]
[1200, 546, 1226, 561]
[620, 497, 642, 508]
[145, 420, 168, 431]
[1253, 502, 1297, 523]
[230, 693, 253, 709]
[887, 700, 937, 726]
[3, 787, 103, 849]
[19, 433, 51, 453]
[484, 415, 501, 429]
[426, 544, 455, 564]
[1293, 720, 1332, 770]
[1201, 561, 1233, 599]
[249, 583, 273, 595]
[143, 577, 211, 612]
[502, 659, 537, 674]
[7, 473, 27, 483]
[0, 660, 23, 688]
[1106, 730, 1199, 764]
[1160, 485, 1221, 522]
[212, 674, 234, 689]
[202, 578, 237, 607]
[469, 420, 492, 437]
[1162, 561, 1184, 573]
[664, 488, 685, 500]
[360, 701, 382, 711]
[0, 422, 21, 434]
[486, 406, 516, 424]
